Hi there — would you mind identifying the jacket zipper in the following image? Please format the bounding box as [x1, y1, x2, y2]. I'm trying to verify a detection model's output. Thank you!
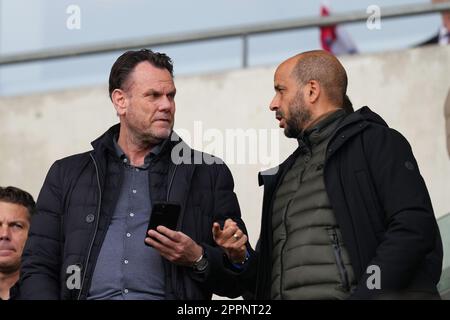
[279, 199, 292, 300]
[75, 153, 178, 299]
[256, 146, 303, 299]
[329, 228, 350, 292]
[77, 153, 102, 300]
[279, 158, 307, 299]
[165, 163, 183, 299]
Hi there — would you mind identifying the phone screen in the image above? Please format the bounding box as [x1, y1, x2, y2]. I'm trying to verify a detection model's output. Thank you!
[145, 202, 181, 246]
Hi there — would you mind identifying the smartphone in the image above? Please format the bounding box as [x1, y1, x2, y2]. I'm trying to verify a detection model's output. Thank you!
[145, 202, 181, 247]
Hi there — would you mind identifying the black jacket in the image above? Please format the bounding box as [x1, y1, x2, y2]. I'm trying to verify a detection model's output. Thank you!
[20, 124, 246, 300]
[241, 107, 443, 299]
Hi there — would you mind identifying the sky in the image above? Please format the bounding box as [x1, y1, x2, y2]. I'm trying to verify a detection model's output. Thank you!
[0, 0, 442, 96]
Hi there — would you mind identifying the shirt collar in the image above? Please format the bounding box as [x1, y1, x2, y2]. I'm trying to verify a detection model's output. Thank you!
[113, 135, 166, 169]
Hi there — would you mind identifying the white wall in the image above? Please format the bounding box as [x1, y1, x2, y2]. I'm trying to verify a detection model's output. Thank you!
[1, 45, 449, 249]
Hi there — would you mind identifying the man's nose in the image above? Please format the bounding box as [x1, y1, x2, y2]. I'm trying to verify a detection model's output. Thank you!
[269, 96, 279, 111]
[159, 95, 174, 111]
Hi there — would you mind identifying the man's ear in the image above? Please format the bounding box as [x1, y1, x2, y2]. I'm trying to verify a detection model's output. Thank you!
[111, 88, 127, 116]
[307, 80, 320, 104]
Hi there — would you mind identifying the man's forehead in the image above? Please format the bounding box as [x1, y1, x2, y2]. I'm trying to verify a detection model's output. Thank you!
[274, 60, 297, 84]
[0, 201, 29, 220]
[128, 65, 175, 92]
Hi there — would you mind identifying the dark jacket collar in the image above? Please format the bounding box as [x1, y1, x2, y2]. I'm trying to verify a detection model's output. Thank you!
[297, 109, 346, 151]
[337, 106, 387, 131]
[259, 106, 388, 186]
[90, 123, 177, 160]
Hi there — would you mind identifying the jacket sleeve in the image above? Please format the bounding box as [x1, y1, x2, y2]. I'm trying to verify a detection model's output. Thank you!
[351, 126, 441, 298]
[188, 162, 252, 298]
[19, 161, 63, 299]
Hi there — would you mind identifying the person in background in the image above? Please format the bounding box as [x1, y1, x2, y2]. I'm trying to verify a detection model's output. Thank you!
[420, 0, 450, 46]
[0, 186, 35, 300]
[320, 3, 358, 55]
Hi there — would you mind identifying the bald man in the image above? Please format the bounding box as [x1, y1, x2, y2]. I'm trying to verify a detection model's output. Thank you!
[213, 50, 443, 300]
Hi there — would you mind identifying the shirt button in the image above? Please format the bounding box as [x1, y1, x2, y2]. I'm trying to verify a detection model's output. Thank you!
[129, 212, 135, 217]
[85, 214, 95, 223]
[135, 168, 140, 172]
[124, 289, 129, 294]
[405, 161, 415, 171]
[132, 189, 137, 194]
[126, 233, 131, 238]
[124, 259, 129, 264]
[123, 158, 128, 163]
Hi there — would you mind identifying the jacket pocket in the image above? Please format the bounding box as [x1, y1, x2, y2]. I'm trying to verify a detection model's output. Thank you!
[328, 228, 350, 292]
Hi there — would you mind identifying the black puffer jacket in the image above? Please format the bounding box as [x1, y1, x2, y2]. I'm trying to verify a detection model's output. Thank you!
[20, 124, 246, 300]
[241, 107, 443, 299]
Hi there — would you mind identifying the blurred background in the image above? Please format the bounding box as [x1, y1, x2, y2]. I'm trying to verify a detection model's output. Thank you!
[0, 0, 449, 299]
[0, 0, 447, 95]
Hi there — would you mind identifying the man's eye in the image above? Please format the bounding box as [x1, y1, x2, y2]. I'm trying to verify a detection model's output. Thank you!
[13, 223, 23, 229]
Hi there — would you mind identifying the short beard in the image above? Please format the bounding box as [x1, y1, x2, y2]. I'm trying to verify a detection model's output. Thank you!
[127, 120, 173, 148]
[284, 93, 312, 138]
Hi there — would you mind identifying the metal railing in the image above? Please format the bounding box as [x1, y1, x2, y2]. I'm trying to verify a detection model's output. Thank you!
[0, 2, 449, 67]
